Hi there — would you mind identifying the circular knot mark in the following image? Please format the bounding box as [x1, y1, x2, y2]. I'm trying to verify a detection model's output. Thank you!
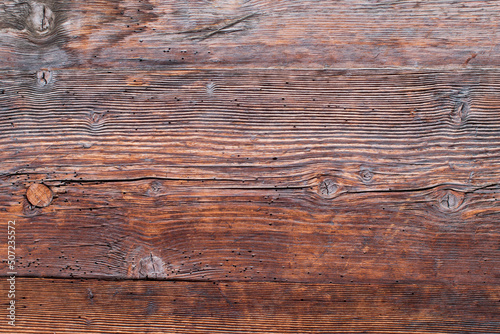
[89, 111, 106, 126]
[37, 69, 52, 87]
[318, 178, 339, 198]
[26, 183, 53, 207]
[146, 180, 164, 197]
[28, 2, 55, 35]
[359, 168, 373, 182]
[438, 190, 463, 212]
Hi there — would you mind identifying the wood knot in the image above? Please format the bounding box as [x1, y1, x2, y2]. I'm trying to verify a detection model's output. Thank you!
[450, 88, 470, 126]
[132, 254, 165, 279]
[318, 178, 339, 198]
[206, 82, 216, 97]
[451, 101, 469, 124]
[28, 2, 55, 35]
[90, 112, 102, 123]
[438, 190, 463, 212]
[26, 183, 53, 207]
[89, 111, 105, 127]
[36, 69, 52, 87]
[146, 180, 164, 197]
[86, 288, 94, 304]
[359, 168, 373, 183]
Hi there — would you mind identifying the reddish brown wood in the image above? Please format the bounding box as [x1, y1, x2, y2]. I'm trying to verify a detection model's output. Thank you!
[0, 69, 499, 285]
[0, 278, 498, 334]
[1, 1, 500, 332]
[2, 178, 499, 283]
[26, 183, 53, 207]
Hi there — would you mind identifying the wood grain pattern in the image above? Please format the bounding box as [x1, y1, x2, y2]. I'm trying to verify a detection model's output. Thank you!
[0, 278, 498, 333]
[1, 68, 500, 187]
[2, 178, 499, 283]
[0, 69, 499, 284]
[2, 1, 500, 332]
[0, 0, 499, 70]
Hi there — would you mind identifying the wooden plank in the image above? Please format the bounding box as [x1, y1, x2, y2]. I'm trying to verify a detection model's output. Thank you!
[0, 0, 499, 70]
[0, 69, 499, 282]
[1, 178, 499, 283]
[1, 69, 500, 187]
[0, 278, 498, 333]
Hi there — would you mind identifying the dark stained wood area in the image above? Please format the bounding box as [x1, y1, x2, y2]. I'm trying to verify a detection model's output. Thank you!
[1, 278, 499, 334]
[1, 0, 500, 333]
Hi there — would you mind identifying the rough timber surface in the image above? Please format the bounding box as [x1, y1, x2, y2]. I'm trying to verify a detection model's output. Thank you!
[1, 0, 500, 333]
[0, 278, 499, 334]
[0, 0, 499, 70]
[0, 69, 499, 284]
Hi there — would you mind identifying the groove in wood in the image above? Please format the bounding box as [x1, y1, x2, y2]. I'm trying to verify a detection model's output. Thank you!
[0, 278, 498, 334]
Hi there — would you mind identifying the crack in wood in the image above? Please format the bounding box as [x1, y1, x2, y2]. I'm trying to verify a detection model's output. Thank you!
[29, 2, 54, 34]
[172, 12, 259, 41]
[440, 192, 459, 210]
[36, 69, 52, 86]
[318, 178, 338, 198]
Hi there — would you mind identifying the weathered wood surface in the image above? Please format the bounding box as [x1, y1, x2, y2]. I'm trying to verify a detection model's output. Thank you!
[0, 278, 499, 334]
[1, 0, 500, 333]
[2, 69, 500, 186]
[0, 69, 499, 284]
[2, 178, 500, 284]
[0, 0, 499, 70]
